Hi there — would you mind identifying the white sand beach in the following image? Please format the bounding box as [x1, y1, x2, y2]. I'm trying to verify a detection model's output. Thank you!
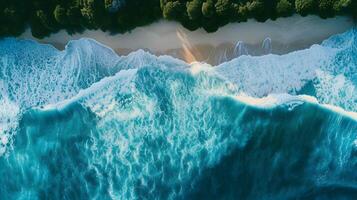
[20, 15, 354, 65]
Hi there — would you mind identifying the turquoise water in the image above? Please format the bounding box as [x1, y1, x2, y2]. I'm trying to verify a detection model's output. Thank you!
[0, 29, 356, 199]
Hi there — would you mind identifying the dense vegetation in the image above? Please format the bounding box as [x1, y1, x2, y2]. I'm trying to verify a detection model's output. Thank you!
[0, 0, 355, 38]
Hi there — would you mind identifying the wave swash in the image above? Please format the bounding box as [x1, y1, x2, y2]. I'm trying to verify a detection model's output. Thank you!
[0, 29, 356, 199]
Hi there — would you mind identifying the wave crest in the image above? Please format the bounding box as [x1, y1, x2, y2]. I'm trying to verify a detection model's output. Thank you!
[0, 28, 356, 199]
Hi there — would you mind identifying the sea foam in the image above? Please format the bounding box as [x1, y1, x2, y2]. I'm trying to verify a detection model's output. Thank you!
[0, 28, 356, 199]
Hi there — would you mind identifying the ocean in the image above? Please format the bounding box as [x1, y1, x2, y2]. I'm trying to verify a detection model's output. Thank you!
[0, 29, 356, 199]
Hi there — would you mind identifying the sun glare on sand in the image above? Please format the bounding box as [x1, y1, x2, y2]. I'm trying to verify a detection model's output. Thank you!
[176, 28, 201, 63]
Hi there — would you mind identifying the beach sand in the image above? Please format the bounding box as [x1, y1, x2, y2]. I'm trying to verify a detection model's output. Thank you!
[20, 15, 354, 65]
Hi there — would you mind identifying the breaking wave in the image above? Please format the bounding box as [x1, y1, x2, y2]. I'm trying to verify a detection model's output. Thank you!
[0, 29, 356, 199]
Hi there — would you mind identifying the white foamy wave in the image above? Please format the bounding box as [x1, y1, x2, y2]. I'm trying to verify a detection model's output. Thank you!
[215, 44, 335, 96]
[215, 29, 356, 111]
[0, 29, 356, 158]
[234, 93, 305, 110]
[0, 37, 186, 111]
[0, 93, 19, 156]
[314, 70, 357, 112]
[28, 62, 357, 199]
[1, 29, 355, 112]
[235, 93, 357, 121]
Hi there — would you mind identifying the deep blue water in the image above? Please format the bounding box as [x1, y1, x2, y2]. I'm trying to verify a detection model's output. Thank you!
[0, 29, 356, 199]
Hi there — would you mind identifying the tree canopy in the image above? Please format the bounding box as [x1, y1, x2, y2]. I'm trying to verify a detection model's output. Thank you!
[0, 0, 355, 38]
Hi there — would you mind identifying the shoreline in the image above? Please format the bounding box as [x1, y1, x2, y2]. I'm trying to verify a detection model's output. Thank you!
[20, 15, 354, 65]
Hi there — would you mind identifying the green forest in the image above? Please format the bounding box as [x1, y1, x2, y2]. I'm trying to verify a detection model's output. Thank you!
[0, 0, 356, 38]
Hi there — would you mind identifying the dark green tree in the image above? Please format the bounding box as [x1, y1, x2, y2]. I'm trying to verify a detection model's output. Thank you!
[233, 4, 249, 22]
[187, 0, 203, 20]
[246, 0, 265, 21]
[0, 0, 28, 36]
[295, 0, 317, 16]
[162, 1, 184, 20]
[318, 0, 335, 18]
[0, 0, 355, 38]
[332, 0, 351, 13]
[54, 5, 68, 25]
[104, 0, 114, 10]
[202, 0, 215, 17]
[215, 0, 231, 17]
[202, 16, 219, 32]
[31, 10, 54, 38]
[67, 6, 82, 26]
[276, 0, 294, 17]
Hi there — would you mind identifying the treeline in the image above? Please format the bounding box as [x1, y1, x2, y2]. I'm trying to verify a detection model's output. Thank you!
[0, 0, 355, 38]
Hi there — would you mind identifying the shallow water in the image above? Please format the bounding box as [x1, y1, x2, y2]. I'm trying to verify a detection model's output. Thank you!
[0, 29, 356, 199]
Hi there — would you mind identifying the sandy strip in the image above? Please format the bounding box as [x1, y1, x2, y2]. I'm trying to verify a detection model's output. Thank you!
[20, 15, 354, 65]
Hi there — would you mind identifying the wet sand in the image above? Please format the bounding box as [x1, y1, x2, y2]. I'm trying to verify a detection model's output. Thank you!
[20, 15, 355, 65]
